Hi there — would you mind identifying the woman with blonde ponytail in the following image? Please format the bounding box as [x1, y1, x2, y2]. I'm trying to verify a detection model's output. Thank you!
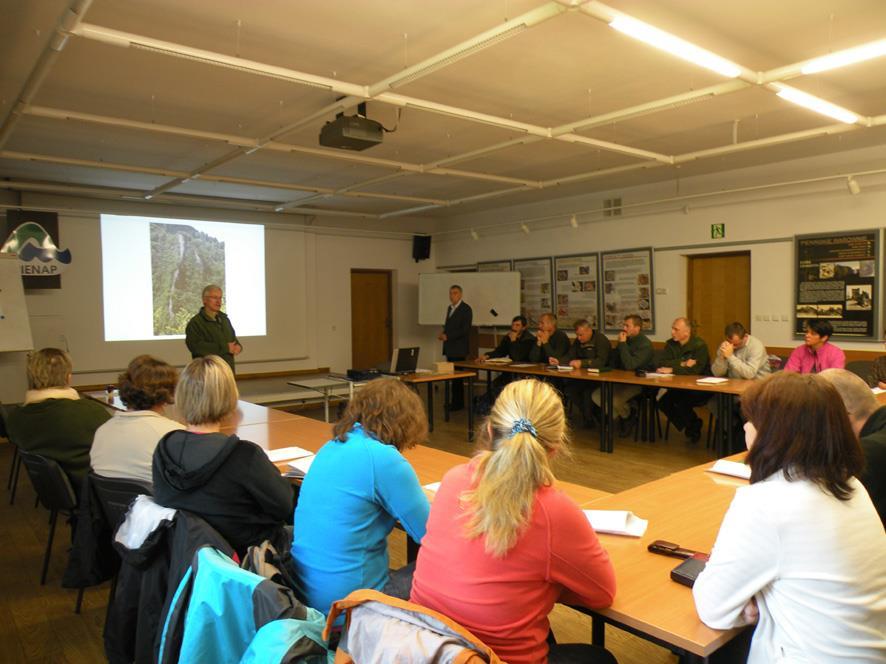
[411, 379, 617, 664]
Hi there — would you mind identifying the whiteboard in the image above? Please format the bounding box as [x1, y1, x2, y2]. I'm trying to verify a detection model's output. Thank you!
[418, 272, 521, 326]
[0, 254, 34, 352]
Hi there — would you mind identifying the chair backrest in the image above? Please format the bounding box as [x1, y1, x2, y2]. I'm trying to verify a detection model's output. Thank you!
[19, 451, 77, 512]
[845, 360, 875, 387]
[89, 472, 153, 531]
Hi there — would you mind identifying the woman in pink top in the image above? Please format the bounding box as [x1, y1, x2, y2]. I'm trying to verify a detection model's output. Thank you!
[784, 320, 845, 373]
[410, 379, 617, 664]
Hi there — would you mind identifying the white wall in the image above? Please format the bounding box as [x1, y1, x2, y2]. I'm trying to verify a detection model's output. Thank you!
[0, 201, 440, 403]
[435, 151, 886, 351]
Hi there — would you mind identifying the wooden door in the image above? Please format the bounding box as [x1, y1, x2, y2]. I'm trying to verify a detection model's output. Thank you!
[351, 270, 393, 369]
[687, 253, 751, 359]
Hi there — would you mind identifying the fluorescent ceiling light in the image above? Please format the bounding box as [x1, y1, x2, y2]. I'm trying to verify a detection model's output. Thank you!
[773, 85, 859, 124]
[801, 39, 886, 75]
[609, 15, 742, 78]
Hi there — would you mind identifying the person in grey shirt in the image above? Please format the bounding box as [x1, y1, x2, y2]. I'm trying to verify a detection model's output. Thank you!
[711, 322, 771, 380]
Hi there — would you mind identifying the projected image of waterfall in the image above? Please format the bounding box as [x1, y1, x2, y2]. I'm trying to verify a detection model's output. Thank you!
[150, 223, 226, 335]
[100, 214, 266, 342]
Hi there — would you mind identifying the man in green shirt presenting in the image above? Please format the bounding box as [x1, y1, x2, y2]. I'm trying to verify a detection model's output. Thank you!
[185, 284, 242, 372]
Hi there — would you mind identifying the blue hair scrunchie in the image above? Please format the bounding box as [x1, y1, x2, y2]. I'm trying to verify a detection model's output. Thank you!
[509, 417, 538, 439]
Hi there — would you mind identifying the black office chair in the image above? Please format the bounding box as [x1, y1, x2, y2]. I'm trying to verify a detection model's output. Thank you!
[845, 360, 874, 387]
[18, 450, 86, 612]
[89, 473, 152, 532]
[1, 405, 23, 506]
[89, 472, 153, 623]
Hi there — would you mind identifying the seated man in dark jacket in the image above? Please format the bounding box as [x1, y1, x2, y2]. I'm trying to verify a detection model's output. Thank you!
[820, 369, 886, 526]
[657, 317, 711, 442]
[528, 313, 570, 363]
[6, 348, 110, 496]
[592, 314, 654, 432]
[479, 315, 536, 400]
[556, 319, 609, 428]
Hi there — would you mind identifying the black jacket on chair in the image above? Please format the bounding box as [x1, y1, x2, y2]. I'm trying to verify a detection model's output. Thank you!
[443, 302, 473, 358]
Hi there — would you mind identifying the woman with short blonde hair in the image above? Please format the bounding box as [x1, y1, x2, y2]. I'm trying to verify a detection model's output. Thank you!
[7, 347, 110, 494]
[26, 347, 73, 390]
[292, 378, 430, 616]
[411, 379, 617, 664]
[174, 355, 238, 424]
[152, 355, 293, 556]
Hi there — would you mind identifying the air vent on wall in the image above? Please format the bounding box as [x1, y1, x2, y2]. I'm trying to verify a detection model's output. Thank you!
[603, 197, 622, 217]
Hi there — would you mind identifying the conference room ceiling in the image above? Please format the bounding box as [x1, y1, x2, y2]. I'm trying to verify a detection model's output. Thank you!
[1, 0, 885, 223]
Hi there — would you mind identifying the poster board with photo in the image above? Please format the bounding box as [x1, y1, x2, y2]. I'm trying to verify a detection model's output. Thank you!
[478, 259, 513, 272]
[513, 257, 553, 328]
[601, 248, 655, 333]
[794, 230, 878, 339]
[553, 253, 600, 329]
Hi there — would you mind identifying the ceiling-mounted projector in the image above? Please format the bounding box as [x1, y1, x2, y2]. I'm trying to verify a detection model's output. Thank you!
[319, 102, 383, 151]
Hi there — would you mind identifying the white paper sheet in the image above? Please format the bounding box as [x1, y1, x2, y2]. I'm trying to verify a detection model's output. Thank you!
[583, 510, 648, 537]
[265, 446, 314, 463]
[707, 459, 751, 480]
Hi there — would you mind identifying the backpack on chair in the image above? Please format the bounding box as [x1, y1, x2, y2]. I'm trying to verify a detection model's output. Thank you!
[324, 589, 502, 664]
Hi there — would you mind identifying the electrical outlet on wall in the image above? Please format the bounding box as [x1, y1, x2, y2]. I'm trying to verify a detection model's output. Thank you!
[781, 314, 789, 322]
[755, 314, 762, 321]
[762, 315, 770, 321]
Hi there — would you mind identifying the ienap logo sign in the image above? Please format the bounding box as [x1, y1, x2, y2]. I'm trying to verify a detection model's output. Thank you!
[1, 221, 72, 276]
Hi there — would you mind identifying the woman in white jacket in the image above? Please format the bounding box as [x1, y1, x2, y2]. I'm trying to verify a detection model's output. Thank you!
[693, 372, 886, 662]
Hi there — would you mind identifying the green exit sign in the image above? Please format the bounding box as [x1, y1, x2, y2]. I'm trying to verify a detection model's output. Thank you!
[711, 223, 725, 239]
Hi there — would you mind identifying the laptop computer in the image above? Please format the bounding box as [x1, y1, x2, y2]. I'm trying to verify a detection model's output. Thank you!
[387, 346, 419, 374]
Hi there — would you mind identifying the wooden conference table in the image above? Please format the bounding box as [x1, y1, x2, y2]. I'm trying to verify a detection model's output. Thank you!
[582, 455, 749, 663]
[455, 360, 753, 457]
[87, 391, 743, 661]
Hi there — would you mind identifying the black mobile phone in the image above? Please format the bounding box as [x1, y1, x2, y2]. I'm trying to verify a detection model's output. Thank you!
[647, 540, 697, 559]
[670, 556, 707, 587]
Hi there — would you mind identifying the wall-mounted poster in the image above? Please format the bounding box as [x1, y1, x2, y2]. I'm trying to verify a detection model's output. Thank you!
[478, 260, 513, 272]
[554, 253, 600, 329]
[513, 257, 553, 328]
[601, 248, 655, 333]
[794, 230, 878, 339]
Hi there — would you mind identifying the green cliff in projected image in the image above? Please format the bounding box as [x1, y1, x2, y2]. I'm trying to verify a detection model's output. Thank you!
[151, 223, 225, 335]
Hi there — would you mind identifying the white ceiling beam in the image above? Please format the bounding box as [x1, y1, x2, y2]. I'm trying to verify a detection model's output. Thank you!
[70, 23, 368, 97]
[0, 150, 446, 205]
[553, 80, 749, 136]
[0, 0, 94, 149]
[0, 179, 383, 220]
[367, 2, 568, 96]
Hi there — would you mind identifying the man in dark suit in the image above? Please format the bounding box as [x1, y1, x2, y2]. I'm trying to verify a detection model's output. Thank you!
[438, 284, 472, 410]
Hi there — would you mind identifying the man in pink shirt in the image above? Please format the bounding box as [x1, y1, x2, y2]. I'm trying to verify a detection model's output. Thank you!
[784, 320, 845, 373]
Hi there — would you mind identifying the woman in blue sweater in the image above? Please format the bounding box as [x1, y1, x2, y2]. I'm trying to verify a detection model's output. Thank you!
[291, 377, 430, 615]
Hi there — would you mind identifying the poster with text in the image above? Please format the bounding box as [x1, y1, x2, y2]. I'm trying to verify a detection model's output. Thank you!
[554, 253, 599, 328]
[513, 257, 553, 328]
[601, 248, 655, 333]
[478, 260, 512, 272]
[794, 230, 878, 338]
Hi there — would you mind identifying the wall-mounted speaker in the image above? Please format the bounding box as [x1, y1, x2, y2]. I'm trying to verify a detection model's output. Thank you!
[412, 235, 431, 262]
